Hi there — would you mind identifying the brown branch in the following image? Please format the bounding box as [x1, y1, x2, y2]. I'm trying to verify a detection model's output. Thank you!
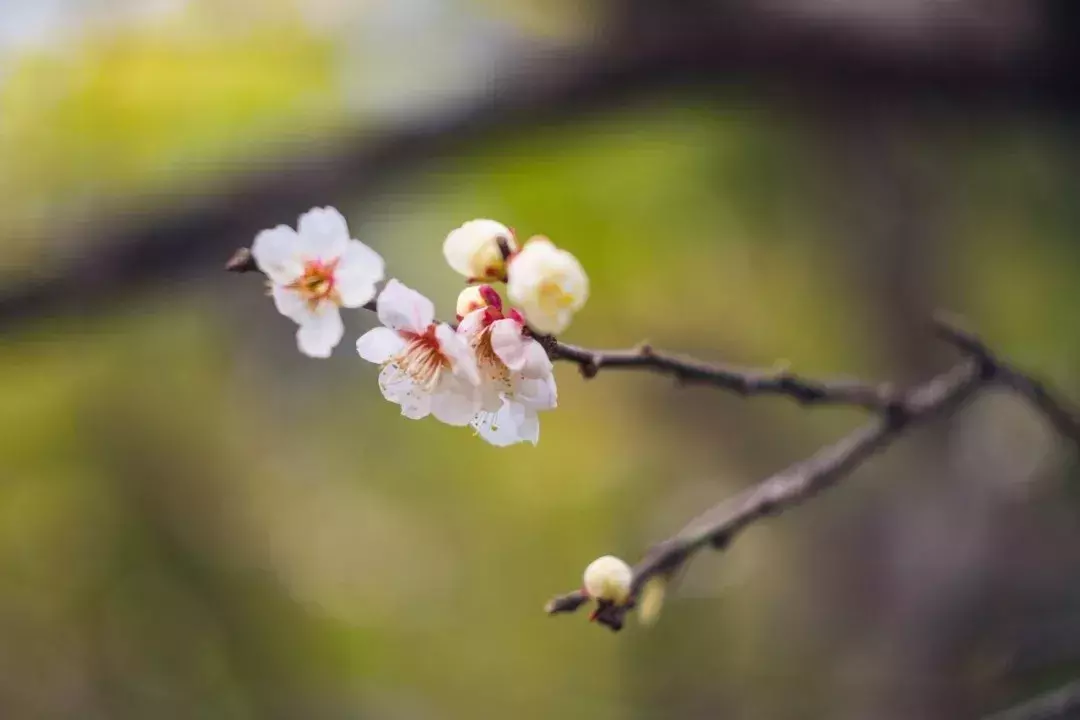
[547, 339, 899, 412]
[545, 321, 1080, 631]
[982, 678, 1080, 720]
[933, 313, 1080, 446]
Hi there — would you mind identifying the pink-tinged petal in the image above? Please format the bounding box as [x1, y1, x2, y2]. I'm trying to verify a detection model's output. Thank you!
[377, 279, 435, 333]
[378, 365, 431, 419]
[296, 305, 344, 358]
[430, 377, 480, 426]
[455, 308, 488, 340]
[436, 324, 479, 385]
[356, 327, 406, 364]
[335, 240, 385, 307]
[252, 225, 302, 284]
[271, 285, 308, 323]
[297, 207, 350, 261]
[490, 318, 529, 370]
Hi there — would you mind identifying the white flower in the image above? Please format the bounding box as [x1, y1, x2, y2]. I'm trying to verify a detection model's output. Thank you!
[583, 555, 633, 605]
[455, 284, 502, 320]
[443, 219, 517, 282]
[251, 207, 384, 358]
[507, 237, 588, 335]
[357, 280, 481, 425]
[457, 306, 557, 446]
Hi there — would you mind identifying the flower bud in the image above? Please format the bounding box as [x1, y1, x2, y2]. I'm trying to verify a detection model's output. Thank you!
[582, 555, 632, 605]
[507, 237, 588, 335]
[456, 284, 502, 320]
[443, 219, 516, 282]
[636, 576, 667, 627]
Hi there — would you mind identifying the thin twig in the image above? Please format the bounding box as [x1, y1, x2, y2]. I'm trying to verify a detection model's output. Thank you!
[934, 313, 1080, 446]
[545, 322, 1080, 631]
[983, 679, 1080, 720]
[546, 357, 983, 630]
[226, 251, 1080, 633]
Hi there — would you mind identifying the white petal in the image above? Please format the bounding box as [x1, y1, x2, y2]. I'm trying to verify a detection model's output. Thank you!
[379, 364, 431, 419]
[297, 206, 350, 261]
[295, 305, 344, 358]
[430, 377, 480, 426]
[271, 285, 308, 323]
[436, 324, 479, 385]
[252, 225, 302, 284]
[377, 279, 435, 333]
[472, 400, 539, 447]
[489, 318, 527, 368]
[356, 327, 405, 364]
[515, 375, 558, 411]
[490, 319, 552, 378]
[335, 240, 385, 308]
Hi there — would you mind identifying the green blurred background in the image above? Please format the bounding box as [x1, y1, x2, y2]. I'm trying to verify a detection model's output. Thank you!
[2, 1, 1080, 718]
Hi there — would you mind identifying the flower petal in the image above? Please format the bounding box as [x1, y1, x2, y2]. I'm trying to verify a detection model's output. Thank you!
[515, 375, 558, 411]
[335, 240, 385, 308]
[271, 285, 308, 323]
[377, 279, 435, 333]
[436, 324, 479, 385]
[490, 319, 552, 378]
[357, 327, 406, 364]
[297, 207, 351, 261]
[430, 377, 479, 426]
[455, 308, 488, 341]
[379, 364, 431, 419]
[472, 400, 539, 446]
[252, 225, 302, 284]
[295, 305, 344, 358]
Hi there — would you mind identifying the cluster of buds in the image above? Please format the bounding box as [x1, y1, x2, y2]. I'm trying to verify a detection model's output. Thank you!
[250, 208, 588, 446]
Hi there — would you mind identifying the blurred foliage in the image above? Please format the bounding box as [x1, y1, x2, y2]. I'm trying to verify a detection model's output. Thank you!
[3, 3, 1080, 719]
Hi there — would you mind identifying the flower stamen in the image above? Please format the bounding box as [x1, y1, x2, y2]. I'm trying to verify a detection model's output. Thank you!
[288, 258, 341, 310]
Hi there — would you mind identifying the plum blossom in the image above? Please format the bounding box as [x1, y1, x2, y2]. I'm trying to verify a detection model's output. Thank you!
[507, 237, 588, 335]
[251, 207, 384, 358]
[457, 293, 557, 446]
[443, 219, 517, 282]
[455, 284, 502, 320]
[357, 280, 481, 425]
[583, 555, 633, 606]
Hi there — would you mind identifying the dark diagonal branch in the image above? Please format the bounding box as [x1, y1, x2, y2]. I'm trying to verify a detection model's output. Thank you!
[983, 679, 1080, 720]
[545, 322, 1080, 631]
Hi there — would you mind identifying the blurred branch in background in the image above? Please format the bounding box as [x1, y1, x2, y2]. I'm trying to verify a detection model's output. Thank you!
[4, 0, 1080, 329]
[984, 678, 1080, 720]
[546, 317, 1080, 630]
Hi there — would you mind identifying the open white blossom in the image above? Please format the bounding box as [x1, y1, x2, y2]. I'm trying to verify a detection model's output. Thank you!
[458, 300, 557, 446]
[583, 555, 633, 605]
[357, 280, 481, 425]
[443, 219, 517, 282]
[251, 207, 384, 358]
[507, 237, 588, 335]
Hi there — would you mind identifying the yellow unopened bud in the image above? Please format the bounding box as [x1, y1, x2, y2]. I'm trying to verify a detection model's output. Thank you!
[583, 555, 632, 605]
[456, 284, 501, 319]
[443, 219, 516, 282]
[636, 576, 667, 627]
